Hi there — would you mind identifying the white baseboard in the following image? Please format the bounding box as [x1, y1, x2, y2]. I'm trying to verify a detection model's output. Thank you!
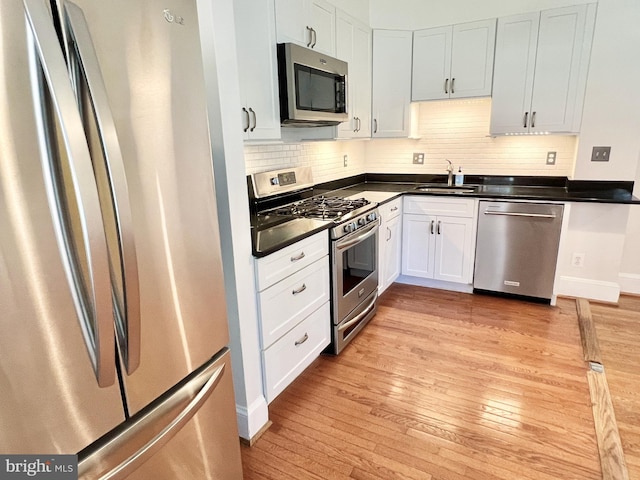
[618, 273, 640, 295]
[236, 396, 269, 441]
[395, 275, 473, 294]
[555, 276, 620, 303]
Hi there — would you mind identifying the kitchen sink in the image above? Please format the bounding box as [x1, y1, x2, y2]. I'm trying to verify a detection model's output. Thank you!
[414, 185, 477, 194]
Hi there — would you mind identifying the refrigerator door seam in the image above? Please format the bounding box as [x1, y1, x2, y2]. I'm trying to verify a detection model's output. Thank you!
[65, 1, 141, 374]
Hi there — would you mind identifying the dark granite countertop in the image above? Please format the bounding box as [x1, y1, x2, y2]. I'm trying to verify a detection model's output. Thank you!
[251, 174, 639, 257]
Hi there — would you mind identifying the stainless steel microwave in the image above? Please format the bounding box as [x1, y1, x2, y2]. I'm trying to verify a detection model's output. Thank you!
[277, 43, 348, 127]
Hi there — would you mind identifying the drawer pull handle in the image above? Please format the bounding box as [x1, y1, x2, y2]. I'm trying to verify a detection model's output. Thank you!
[295, 333, 309, 346]
[292, 284, 307, 295]
[390, 206, 398, 211]
[290, 251, 305, 262]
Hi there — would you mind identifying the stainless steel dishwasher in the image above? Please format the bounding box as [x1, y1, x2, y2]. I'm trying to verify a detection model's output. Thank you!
[473, 201, 564, 301]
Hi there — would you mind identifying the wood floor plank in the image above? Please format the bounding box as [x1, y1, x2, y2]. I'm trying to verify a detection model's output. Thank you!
[590, 296, 640, 480]
[576, 297, 603, 363]
[587, 370, 630, 480]
[241, 285, 604, 479]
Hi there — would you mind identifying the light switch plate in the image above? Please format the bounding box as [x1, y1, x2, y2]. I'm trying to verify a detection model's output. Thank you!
[591, 146, 611, 162]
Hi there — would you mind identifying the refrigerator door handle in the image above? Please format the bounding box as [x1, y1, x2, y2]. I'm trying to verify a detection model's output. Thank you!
[78, 359, 227, 480]
[23, 0, 115, 387]
[65, 2, 141, 374]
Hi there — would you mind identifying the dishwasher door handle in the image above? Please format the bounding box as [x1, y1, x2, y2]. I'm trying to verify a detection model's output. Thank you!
[483, 210, 557, 219]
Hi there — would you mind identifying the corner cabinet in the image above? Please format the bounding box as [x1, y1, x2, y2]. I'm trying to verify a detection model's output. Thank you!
[254, 231, 330, 404]
[336, 11, 372, 139]
[490, 4, 596, 135]
[371, 30, 413, 138]
[412, 19, 496, 101]
[274, 0, 336, 56]
[233, 0, 281, 141]
[402, 197, 477, 285]
[378, 198, 403, 294]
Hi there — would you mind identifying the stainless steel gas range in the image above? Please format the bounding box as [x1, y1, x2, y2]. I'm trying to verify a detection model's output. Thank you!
[248, 167, 379, 354]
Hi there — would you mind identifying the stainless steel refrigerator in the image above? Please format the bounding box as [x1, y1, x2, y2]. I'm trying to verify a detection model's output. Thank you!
[0, 0, 243, 478]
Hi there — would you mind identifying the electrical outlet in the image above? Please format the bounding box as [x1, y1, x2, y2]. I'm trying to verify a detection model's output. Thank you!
[546, 151, 556, 165]
[571, 253, 585, 268]
[343, 154, 348, 167]
[591, 146, 611, 162]
[413, 153, 424, 164]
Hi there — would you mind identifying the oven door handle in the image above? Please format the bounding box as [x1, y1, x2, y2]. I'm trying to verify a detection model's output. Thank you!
[338, 293, 377, 332]
[335, 221, 379, 251]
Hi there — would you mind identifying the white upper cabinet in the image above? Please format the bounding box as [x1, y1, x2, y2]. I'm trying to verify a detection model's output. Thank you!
[234, 0, 281, 141]
[275, 0, 336, 56]
[336, 11, 372, 139]
[372, 30, 413, 138]
[490, 4, 596, 135]
[412, 19, 496, 101]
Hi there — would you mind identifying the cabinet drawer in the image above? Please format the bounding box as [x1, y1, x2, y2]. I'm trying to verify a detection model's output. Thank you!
[258, 257, 329, 348]
[380, 197, 402, 221]
[263, 302, 330, 403]
[404, 196, 475, 218]
[255, 230, 328, 291]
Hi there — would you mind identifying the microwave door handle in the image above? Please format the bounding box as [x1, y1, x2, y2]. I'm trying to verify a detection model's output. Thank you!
[24, 0, 115, 387]
[65, 2, 141, 374]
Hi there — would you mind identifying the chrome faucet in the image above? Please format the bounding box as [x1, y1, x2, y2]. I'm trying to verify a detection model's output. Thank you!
[445, 159, 453, 187]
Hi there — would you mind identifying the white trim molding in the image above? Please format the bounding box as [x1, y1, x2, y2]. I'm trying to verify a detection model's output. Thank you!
[556, 276, 621, 303]
[236, 396, 270, 441]
[618, 273, 640, 295]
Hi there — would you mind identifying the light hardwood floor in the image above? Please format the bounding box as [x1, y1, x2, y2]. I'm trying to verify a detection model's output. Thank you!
[590, 296, 640, 480]
[241, 284, 605, 479]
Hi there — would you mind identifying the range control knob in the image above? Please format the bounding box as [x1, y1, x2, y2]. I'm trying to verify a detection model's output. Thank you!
[366, 212, 377, 222]
[357, 218, 366, 226]
[343, 222, 356, 233]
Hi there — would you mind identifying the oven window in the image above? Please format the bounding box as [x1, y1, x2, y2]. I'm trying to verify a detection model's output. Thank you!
[294, 64, 346, 113]
[340, 232, 376, 297]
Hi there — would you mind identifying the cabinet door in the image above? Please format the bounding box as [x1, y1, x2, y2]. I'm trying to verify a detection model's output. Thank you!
[530, 5, 591, 133]
[433, 216, 473, 284]
[336, 12, 372, 139]
[382, 214, 402, 291]
[450, 19, 496, 99]
[401, 213, 436, 278]
[309, 0, 336, 55]
[234, 0, 281, 141]
[412, 26, 452, 101]
[274, 0, 311, 47]
[353, 21, 372, 138]
[372, 30, 413, 138]
[490, 12, 539, 135]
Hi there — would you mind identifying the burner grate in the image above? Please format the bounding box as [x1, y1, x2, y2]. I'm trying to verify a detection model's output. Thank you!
[270, 196, 370, 220]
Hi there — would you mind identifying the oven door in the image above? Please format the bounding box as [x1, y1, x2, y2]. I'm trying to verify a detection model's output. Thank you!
[332, 220, 379, 323]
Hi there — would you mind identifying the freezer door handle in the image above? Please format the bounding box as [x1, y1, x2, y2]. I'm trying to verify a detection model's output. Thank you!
[78, 359, 227, 479]
[23, 0, 115, 387]
[65, 2, 141, 374]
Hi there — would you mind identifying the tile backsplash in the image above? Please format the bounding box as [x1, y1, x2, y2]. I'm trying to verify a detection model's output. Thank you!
[244, 98, 577, 183]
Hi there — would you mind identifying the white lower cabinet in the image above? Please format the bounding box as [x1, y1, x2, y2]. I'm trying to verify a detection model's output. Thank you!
[402, 197, 477, 285]
[262, 302, 330, 403]
[378, 197, 402, 294]
[254, 231, 330, 404]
